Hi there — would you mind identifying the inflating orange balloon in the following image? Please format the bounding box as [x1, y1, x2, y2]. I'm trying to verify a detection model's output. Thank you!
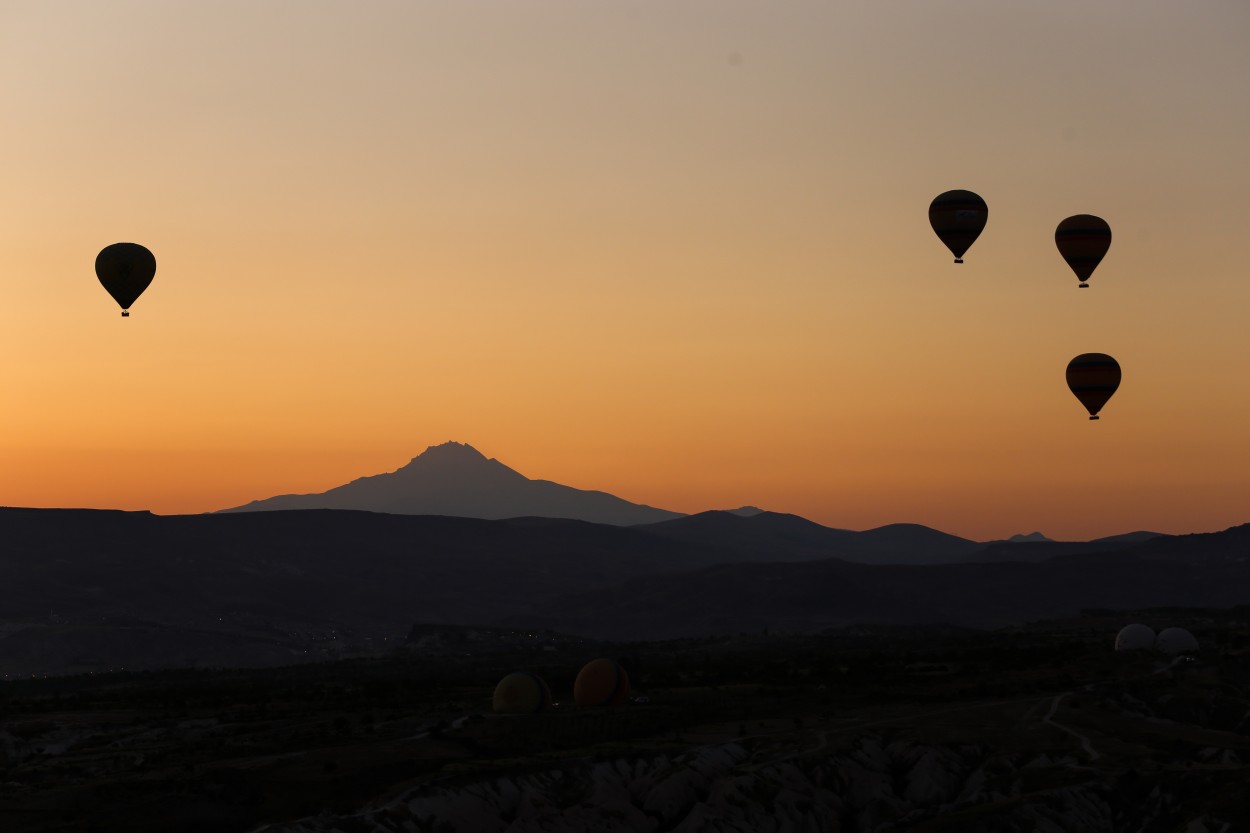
[573, 658, 630, 706]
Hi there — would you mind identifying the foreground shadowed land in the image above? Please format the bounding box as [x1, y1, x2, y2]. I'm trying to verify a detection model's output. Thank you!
[1, 611, 1248, 832]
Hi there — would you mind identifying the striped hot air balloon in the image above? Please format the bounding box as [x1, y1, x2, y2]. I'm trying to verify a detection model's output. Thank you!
[928, 190, 988, 263]
[1066, 353, 1121, 420]
[1055, 215, 1111, 288]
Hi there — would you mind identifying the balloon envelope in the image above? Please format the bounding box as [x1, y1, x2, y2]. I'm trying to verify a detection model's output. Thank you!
[492, 671, 552, 714]
[928, 190, 988, 263]
[1055, 215, 1111, 287]
[1114, 624, 1156, 652]
[1066, 353, 1121, 420]
[96, 243, 156, 315]
[573, 658, 630, 706]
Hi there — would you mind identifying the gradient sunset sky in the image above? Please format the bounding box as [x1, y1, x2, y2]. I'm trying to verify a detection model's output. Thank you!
[2, 1, 1248, 540]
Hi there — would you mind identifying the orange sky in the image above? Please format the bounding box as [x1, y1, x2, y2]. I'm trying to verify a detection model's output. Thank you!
[1, 1, 1248, 540]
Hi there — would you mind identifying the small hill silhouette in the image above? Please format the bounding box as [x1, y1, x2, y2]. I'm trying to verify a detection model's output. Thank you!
[723, 506, 766, 517]
[221, 442, 684, 525]
[636, 513, 980, 565]
[1007, 531, 1052, 543]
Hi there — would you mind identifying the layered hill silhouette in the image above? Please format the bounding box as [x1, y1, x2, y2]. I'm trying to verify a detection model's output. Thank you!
[959, 529, 1166, 564]
[512, 524, 1250, 639]
[0, 505, 1242, 674]
[0, 507, 720, 675]
[635, 511, 982, 565]
[221, 441, 684, 525]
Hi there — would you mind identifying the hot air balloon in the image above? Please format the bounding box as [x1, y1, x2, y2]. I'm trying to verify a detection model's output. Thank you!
[573, 658, 630, 707]
[95, 243, 156, 317]
[928, 190, 988, 263]
[492, 671, 552, 715]
[1055, 215, 1111, 288]
[1066, 353, 1120, 420]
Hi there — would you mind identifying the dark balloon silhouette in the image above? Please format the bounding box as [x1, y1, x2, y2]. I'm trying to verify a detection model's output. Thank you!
[928, 190, 988, 263]
[95, 243, 156, 317]
[1055, 215, 1111, 288]
[1066, 353, 1121, 420]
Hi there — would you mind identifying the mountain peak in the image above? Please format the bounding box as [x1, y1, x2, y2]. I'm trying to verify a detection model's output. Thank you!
[408, 441, 488, 465]
[724, 506, 766, 517]
[220, 442, 684, 526]
[1007, 531, 1052, 543]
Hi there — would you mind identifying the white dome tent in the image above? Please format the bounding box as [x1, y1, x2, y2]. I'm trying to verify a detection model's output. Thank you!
[1114, 623, 1156, 652]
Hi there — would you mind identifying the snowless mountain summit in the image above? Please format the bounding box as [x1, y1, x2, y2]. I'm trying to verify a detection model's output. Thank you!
[1007, 531, 1053, 543]
[220, 441, 685, 525]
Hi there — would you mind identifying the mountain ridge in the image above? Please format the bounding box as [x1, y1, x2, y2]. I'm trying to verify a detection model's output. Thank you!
[635, 512, 982, 565]
[219, 442, 1177, 547]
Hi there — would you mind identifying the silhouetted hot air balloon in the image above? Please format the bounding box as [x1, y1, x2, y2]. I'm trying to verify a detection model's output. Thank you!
[928, 190, 988, 263]
[1066, 353, 1120, 420]
[95, 243, 156, 317]
[1055, 215, 1111, 288]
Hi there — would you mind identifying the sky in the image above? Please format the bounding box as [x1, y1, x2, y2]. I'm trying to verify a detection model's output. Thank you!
[1, 1, 1248, 540]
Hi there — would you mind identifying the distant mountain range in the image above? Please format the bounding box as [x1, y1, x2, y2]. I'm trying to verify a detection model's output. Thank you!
[220, 443, 1162, 555]
[221, 441, 684, 526]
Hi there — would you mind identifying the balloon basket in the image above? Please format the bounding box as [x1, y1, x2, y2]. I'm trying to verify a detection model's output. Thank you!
[1089, 415, 1099, 420]
[1079, 283, 1088, 288]
[954, 258, 963, 264]
[121, 310, 130, 317]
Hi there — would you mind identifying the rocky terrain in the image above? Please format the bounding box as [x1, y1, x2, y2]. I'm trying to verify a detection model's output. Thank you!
[257, 730, 1242, 833]
[3, 613, 1249, 832]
